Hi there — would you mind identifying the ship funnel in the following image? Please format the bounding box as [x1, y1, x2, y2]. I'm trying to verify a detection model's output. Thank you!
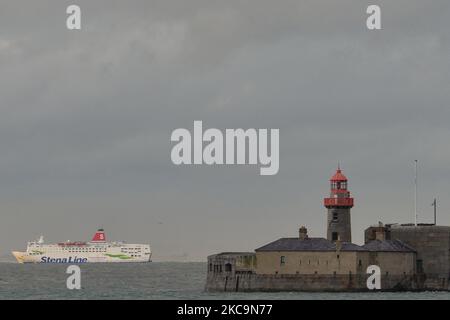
[92, 229, 106, 242]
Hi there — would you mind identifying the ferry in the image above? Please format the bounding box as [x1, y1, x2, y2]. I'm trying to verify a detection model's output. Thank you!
[12, 229, 151, 263]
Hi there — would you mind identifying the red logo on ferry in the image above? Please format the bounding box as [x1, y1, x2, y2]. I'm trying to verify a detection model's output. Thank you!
[92, 229, 106, 242]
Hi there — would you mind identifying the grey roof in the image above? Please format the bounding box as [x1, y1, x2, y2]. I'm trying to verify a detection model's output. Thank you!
[363, 240, 416, 252]
[389, 224, 450, 232]
[255, 237, 366, 252]
[207, 252, 255, 259]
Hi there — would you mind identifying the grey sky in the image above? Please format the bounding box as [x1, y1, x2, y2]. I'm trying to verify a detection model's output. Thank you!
[0, 0, 449, 261]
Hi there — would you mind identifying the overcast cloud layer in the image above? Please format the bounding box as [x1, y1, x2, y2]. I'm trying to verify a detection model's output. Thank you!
[0, 0, 449, 261]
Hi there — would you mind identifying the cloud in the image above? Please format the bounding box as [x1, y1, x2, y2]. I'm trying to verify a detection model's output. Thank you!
[0, 0, 449, 260]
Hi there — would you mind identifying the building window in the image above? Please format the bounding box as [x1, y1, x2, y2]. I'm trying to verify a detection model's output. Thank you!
[280, 256, 286, 266]
[332, 212, 339, 222]
[332, 232, 339, 241]
[416, 260, 423, 273]
[358, 260, 362, 267]
[225, 263, 232, 272]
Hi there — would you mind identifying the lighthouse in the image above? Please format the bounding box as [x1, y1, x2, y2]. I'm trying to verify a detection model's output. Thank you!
[324, 166, 354, 242]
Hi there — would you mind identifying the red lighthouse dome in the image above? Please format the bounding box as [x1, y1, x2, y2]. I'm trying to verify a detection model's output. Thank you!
[331, 168, 347, 182]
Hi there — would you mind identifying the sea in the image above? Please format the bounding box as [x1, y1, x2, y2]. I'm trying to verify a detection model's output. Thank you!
[0, 262, 449, 300]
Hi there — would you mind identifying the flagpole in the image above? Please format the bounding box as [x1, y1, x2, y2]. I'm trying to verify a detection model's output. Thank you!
[432, 198, 437, 225]
[414, 160, 418, 226]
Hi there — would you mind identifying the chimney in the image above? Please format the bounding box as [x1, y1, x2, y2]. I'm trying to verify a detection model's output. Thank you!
[336, 235, 342, 252]
[299, 226, 308, 240]
[375, 222, 386, 241]
[375, 229, 386, 241]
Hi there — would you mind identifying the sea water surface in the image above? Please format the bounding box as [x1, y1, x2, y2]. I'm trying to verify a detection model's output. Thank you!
[0, 262, 450, 300]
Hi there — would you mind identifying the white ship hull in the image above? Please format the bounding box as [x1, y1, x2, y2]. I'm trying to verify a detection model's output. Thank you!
[12, 229, 152, 264]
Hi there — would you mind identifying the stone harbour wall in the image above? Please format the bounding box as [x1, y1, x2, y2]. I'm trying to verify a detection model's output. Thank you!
[205, 272, 448, 292]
